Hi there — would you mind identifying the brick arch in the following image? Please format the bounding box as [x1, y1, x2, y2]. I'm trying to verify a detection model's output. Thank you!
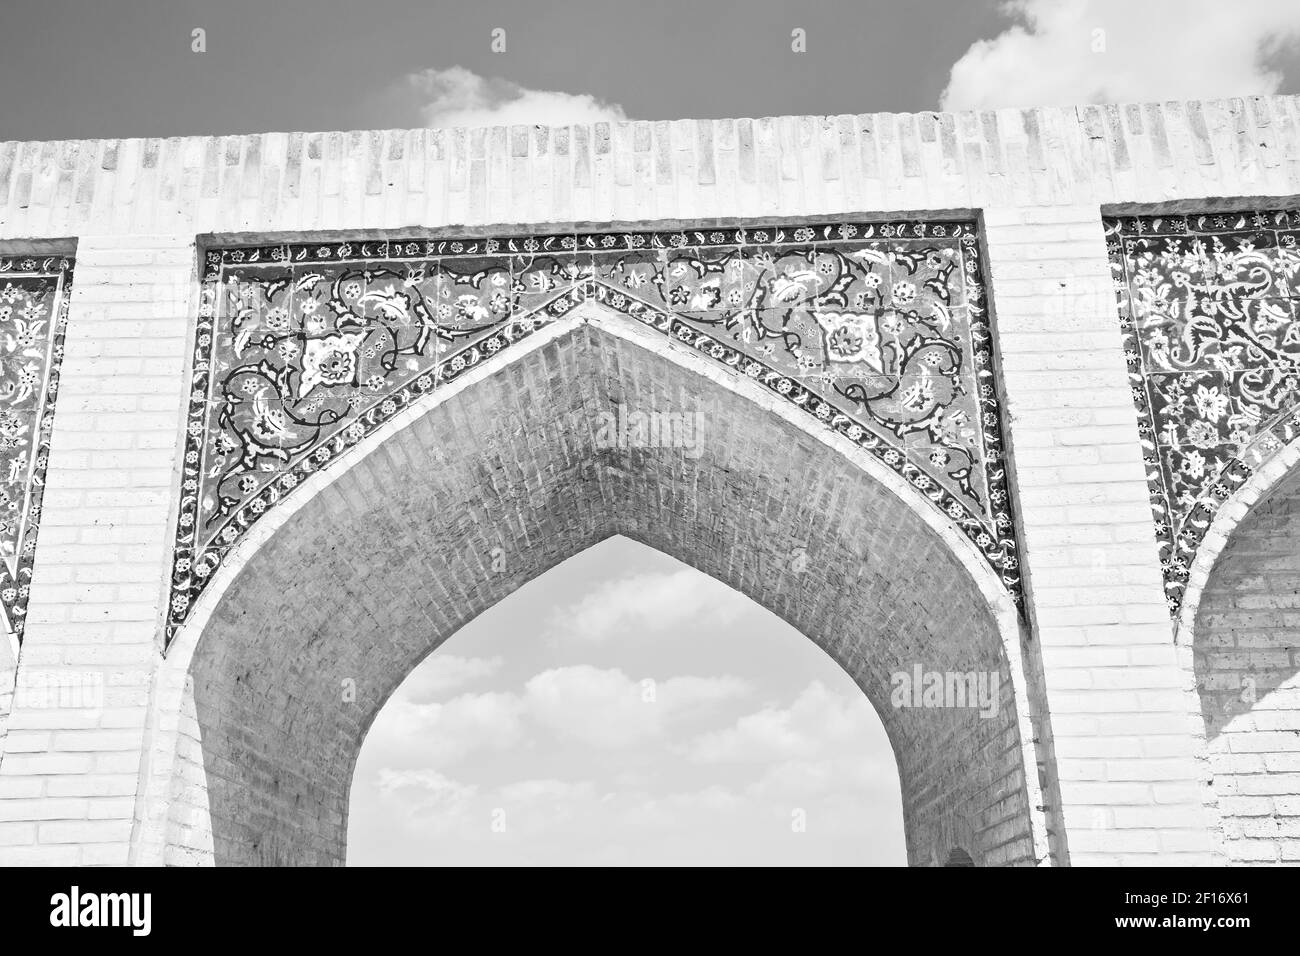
[1177, 437, 1300, 643]
[943, 847, 976, 867]
[1183, 438, 1300, 865]
[132, 305, 1053, 867]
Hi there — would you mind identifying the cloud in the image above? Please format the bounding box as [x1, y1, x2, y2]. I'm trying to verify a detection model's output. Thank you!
[367, 690, 525, 768]
[365, 664, 749, 767]
[374, 771, 607, 841]
[682, 680, 885, 764]
[496, 778, 600, 805]
[398, 65, 628, 130]
[397, 654, 504, 703]
[747, 756, 880, 801]
[372, 769, 480, 836]
[680, 681, 903, 815]
[523, 665, 750, 748]
[363, 768, 903, 864]
[940, 0, 1300, 110]
[352, 678, 906, 865]
[547, 569, 743, 644]
[377, 768, 477, 803]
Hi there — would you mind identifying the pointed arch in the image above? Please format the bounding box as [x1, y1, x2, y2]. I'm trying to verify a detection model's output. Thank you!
[131, 304, 1055, 867]
[1177, 434, 1300, 864]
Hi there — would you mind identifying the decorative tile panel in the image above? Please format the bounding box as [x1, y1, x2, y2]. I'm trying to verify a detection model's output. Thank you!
[1106, 210, 1300, 617]
[169, 221, 1020, 644]
[0, 254, 73, 644]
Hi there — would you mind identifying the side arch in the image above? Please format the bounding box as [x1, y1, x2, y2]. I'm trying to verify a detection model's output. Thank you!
[944, 847, 976, 867]
[1179, 436, 1300, 865]
[131, 304, 1058, 866]
[1177, 436, 1300, 643]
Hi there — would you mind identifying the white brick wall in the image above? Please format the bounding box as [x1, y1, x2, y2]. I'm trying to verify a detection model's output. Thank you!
[985, 206, 1220, 863]
[0, 636, 15, 761]
[0, 236, 196, 865]
[1, 96, 1299, 865]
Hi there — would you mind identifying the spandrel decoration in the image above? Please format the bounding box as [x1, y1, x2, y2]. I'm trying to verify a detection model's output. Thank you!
[1107, 210, 1300, 617]
[0, 254, 73, 644]
[169, 222, 1020, 644]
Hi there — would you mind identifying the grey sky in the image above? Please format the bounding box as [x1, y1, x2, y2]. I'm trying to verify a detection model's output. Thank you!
[7, 0, 1299, 142]
[0, 0, 1000, 139]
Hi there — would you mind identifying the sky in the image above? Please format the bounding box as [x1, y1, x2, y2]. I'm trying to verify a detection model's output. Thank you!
[7, 0, 1300, 866]
[347, 537, 905, 866]
[2, 1, 1300, 141]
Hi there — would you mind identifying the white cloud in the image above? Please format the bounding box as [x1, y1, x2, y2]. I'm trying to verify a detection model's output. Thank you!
[615, 784, 745, 832]
[683, 680, 885, 764]
[547, 569, 742, 644]
[496, 778, 599, 805]
[354, 679, 904, 865]
[941, 0, 1300, 110]
[375, 772, 606, 841]
[347, 541, 909, 866]
[364, 768, 903, 864]
[397, 654, 503, 703]
[367, 690, 525, 768]
[523, 665, 750, 748]
[747, 756, 878, 800]
[372, 769, 480, 837]
[399, 65, 627, 130]
[679, 682, 903, 825]
[366, 664, 749, 767]
[377, 768, 476, 801]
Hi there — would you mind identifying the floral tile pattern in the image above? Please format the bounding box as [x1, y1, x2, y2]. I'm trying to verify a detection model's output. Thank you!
[169, 221, 1020, 645]
[1106, 210, 1300, 617]
[0, 254, 73, 644]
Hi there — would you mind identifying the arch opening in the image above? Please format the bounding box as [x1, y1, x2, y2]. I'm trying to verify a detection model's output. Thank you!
[1193, 462, 1300, 865]
[154, 313, 1050, 866]
[345, 535, 910, 866]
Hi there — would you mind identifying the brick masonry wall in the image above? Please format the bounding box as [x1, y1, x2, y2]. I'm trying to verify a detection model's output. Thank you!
[0, 236, 194, 864]
[983, 206, 1223, 861]
[2, 96, 1299, 865]
[177, 317, 1041, 866]
[1195, 465, 1300, 864]
[0, 637, 14, 820]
